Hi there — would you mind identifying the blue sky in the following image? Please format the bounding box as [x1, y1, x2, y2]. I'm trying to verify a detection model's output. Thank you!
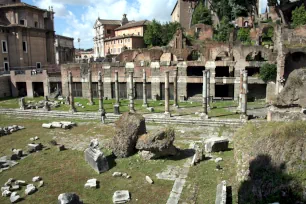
[23, 0, 268, 49]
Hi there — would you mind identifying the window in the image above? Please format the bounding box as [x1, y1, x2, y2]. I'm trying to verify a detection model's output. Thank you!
[4, 62, 9, 72]
[36, 62, 41, 69]
[121, 40, 123, 43]
[23, 41, 27, 53]
[19, 19, 25, 25]
[128, 38, 130, 42]
[34, 21, 38, 28]
[114, 40, 116, 44]
[2, 40, 7, 53]
[138, 32, 140, 36]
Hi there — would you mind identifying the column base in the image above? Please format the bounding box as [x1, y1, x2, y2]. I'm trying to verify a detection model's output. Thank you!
[200, 113, 209, 119]
[113, 105, 120, 115]
[240, 114, 249, 120]
[164, 112, 171, 118]
[70, 107, 76, 113]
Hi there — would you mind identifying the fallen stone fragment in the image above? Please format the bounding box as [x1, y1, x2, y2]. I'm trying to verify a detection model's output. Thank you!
[112, 190, 130, 204]
[42, 123, 52, 129]
[145, 176, 154, 184]
[126, 175, 131, 179]
[51, 122, 62, 128]
[215, 158, 223, 163]
[28, 143, 43, 153]
[215, 180, 227, 204]
[1, 186, 10, 192]
[25, 184, 37, 195]
[15, 180, 26, 186]
[38, 180, 44, 188]
[34, 136, 39, 140]
[11, 185, 20, 191]
[112, 172, 122, 177]
[122, 173, 127, 177]
[147, 107, 154, 112]
[10, 154, 19, 161]
[2, 190, 11, 197]
[10, 192, 21, 203]
[90, 139, 99, 149]
[12, 149, 23, 157]
[4, 178, 15, 186]
[58, 192, 82, 204]
[84, 179, 97, 189]
[84, 147, 109, 174]
[204, 137, 229, 153]
[32, 176, 42, 182]
[60, 121, 76, 127]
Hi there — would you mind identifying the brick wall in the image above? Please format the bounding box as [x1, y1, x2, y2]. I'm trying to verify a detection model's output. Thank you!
[0, 75, 11, 98]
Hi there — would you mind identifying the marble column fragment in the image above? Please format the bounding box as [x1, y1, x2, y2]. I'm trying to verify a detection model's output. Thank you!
[98, 71, 104, 112]
[88, 69, 94, 105]
[142, 69, 148, 107]
[128, 71, 135, 113]
[68, 71, 76, 112]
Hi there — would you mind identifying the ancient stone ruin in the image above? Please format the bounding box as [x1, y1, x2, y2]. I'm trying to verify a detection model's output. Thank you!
[111, 112, 146, 158]
[136, 128, 178, 160]
[0, 125, 25, 137]
[84, 140, 109, 174]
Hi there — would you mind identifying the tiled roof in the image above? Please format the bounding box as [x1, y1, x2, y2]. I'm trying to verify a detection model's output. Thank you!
[98, 19, 121, 25]
[0, 3, 48, 12]
[115, 20, 149, 31]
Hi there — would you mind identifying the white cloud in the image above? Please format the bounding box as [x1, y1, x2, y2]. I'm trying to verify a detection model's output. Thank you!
[32, 0, 176, 48]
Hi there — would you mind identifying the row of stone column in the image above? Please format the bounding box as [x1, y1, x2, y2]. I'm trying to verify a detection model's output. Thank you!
[68, 68, 248, 119]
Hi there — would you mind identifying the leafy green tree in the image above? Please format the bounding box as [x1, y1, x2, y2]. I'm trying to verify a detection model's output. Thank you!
[260, 63, 277, 82]
[213, 17, 233, 42]
[237, 28, 250, 42]
[192, 1, 212, 25]
[144, 20, 163, 47]
[144, 20, 182, 47]
[262, 27, 274, 43]
[292, 5, 306, 27]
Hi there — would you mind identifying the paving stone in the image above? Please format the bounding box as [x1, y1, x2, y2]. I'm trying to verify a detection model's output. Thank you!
[15, 180, 26, 186]
[2, 190, 11, 197]
[215, 180, 227, 204]
[172, 178, 186, 194]
[38, 181, 44, 188]
[84, 147, 109, 174]
[112, 172, 122, 177]
[204, 137, 229, 153]
[32, 176, 42, 182]
[58, 192, 82, 204]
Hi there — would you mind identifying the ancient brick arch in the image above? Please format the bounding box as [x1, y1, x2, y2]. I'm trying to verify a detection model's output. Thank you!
[242, 46, 273, 62]
[211, 47, 230, 61]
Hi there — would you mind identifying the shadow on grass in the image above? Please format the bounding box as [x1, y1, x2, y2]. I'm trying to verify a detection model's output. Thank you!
[166, 148, 195, 161]
[106, 153, 117, 170]
[238, 154, 304, 204]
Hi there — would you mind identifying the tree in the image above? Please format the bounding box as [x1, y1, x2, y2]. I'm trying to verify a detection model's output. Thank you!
[144, 20, 181, 47]
[267, 0, 289, 25]
[192, 1, 212, 25]
[144, 20, 163, 47]
[292, 5, 306, 27]
[213, 17, 233, 42]
[259, 63, 277, 82]
[237, 28, 250, 42]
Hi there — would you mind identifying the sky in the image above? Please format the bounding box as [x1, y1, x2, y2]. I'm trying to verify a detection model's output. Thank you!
[23, 0, 268, 49]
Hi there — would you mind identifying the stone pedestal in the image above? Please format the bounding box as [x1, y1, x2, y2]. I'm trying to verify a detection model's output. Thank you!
[19, 97, 26, 110]
[113, 104, 120, 115]
[84, 147, 109, 174]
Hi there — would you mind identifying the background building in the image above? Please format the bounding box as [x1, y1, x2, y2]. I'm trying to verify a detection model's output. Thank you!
[0, 0, 55, 73]
[55, 35, 75, 65]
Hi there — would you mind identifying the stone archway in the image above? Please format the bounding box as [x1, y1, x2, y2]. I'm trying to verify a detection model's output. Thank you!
[245, 51, 268, 61]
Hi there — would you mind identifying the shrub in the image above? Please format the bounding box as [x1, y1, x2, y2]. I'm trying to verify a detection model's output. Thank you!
[259, 63, 277, 82]
[292, 4, 306, 28]
[237, 28, 251, 42]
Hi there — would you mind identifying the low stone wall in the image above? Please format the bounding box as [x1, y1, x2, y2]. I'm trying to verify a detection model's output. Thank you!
[0, 75, 11, 98]
[0, 108, 246, 127]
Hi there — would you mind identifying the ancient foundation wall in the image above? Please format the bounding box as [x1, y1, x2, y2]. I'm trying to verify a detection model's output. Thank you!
[0, 75, 11, 98]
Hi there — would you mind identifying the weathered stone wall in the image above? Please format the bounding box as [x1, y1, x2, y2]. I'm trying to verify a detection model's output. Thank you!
[0, 75, 11, 98]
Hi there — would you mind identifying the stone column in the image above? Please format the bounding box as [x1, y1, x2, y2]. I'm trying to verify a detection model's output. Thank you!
[164, 71, 171, 117]
[115, 71, 120, 105]
[88, 69, 94, 105]
[68, 71, 76, 112]
[206, 69, 211, 109]
[173, 68, 179, 108]
[201, 70, 209, 119]
[241, 70, 248, 120]
[98, 71, 104, 112]
[238, 70, 243, 110]
[128, 71, 135, 113]
[142, 69, 148, 107]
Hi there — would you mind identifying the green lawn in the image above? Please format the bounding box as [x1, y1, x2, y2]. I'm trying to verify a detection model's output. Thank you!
[0, 115, 186, 204]
[0, 97, 266, 119]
